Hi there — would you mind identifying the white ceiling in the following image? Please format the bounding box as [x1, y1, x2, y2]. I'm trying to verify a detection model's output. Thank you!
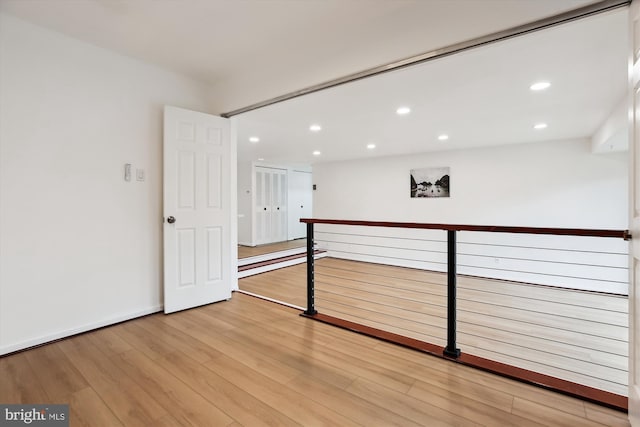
[235, 8, 628, 165]
[0, 0, 602, 111]
[0, 0, 627, 166]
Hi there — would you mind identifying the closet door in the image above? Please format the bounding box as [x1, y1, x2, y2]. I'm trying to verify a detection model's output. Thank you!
[254, 168, 272, 245]
[270, 169, 288, 243]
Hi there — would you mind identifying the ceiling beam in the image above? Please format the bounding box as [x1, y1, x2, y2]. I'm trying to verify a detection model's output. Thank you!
[221, 0, 629, 118]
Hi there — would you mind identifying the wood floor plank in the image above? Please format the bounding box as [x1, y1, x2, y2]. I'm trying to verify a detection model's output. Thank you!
[345, 377, 480, 427]
[113, 320, 181, 361]
[161, 311, 302, 384]
[178, 304, 239, 332]
[240, 258, 629, 397]
[116, 349, 234, 427]
[152, 415, 185, 427]
[511, 397, 618, 427]
[319, 257, 446, 284]
[156, 350, 299, 427]
[237, 321, 415, 393]
[286, 374, 423, 427]
[316, 291, 445, 329]
[69, 387, 124, 427]
[57, 336, 168, 427]
[0, 353, 49, 403]
[407, 379, 546, 427]
[220, 323, 358, 390]
[24, 344, 89, 402]
[204, 353, 360, 426]
[317, 269, 447, 300]
[371, 339, 592, 418]
[584, 401, 632, 426]
[1, 289, 628, 427]
[345, 342, 516, 413]
[134, 314, 223, 364]
[83, 327, 132, 355]
[317, 280, 446, 318]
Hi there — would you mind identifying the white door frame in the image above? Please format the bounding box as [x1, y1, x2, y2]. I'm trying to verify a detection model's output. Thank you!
[629, 1, 640, 423]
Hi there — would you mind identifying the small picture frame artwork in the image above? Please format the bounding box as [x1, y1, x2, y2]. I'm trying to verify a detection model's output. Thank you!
[411, 167, 450, 198]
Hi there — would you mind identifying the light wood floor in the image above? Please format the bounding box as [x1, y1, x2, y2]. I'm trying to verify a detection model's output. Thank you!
[238, 239, 305, 259]
[0, 292, 628, 426]
[239, 257, 629, 397]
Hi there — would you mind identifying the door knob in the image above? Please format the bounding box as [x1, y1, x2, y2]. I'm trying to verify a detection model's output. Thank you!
[167, 216, 176, 224]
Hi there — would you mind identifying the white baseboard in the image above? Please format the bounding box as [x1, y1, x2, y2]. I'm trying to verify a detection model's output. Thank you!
[0, 305, 163, 356]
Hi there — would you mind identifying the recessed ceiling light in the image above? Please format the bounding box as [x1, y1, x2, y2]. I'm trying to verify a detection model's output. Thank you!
[249, 136, 260, 143]
[367, 143, 376, 149]
[312, 150, 321, 156]
[309, 124, 322, 132]
[530, 81, 551, 91]
[258, 158, 264, 161]
[396, 106, 411, 115]
[534, 123, 548, 129]
[438, 134, 449, 141]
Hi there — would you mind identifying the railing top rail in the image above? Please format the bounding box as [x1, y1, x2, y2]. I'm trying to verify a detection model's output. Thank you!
[300, 218, 630, 240]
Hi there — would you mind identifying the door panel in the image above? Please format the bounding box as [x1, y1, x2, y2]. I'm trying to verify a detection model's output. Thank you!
[163, 106, 232, 314]
[207, 154, 222, 208]
[271, 170, 288, 242]
[255, 168, 271, 244]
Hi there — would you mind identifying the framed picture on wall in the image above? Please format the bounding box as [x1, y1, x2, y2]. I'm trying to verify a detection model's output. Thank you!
[410, 167, 450, 198]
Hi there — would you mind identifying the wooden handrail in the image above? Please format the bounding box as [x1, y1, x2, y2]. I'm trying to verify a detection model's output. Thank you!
[299, 218, 631, 240]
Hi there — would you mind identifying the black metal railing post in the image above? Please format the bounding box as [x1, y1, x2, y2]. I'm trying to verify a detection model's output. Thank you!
[304, 222, 317, 315]
[443, 229, 461, 358]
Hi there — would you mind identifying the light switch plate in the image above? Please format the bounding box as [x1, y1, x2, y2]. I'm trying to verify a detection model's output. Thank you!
[124, 163, 132, 182]
[136, 169, 145, 181]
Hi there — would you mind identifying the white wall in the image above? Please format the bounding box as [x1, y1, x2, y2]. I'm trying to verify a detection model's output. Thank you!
[0, 13, 215, 354]
[287, 169, 313, 240]
[237, 160, 253, 245]
[592, 96, 628, 153]
[314, 138, 627, 227]
[312, 139, 629, 293]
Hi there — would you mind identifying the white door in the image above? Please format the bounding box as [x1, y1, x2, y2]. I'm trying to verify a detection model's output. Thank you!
[288, 170, 313, 240]
[255, 167, 271, 244]
[630, 2, 640, 424]
[254, 166, 287, 244]
[271, 169, 288, 242]
[163, 106, 233, 314]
